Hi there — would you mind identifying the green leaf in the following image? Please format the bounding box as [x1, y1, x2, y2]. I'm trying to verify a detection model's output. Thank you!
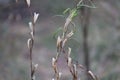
[63, 8, 71, 14]
[71, 9, 78, 18]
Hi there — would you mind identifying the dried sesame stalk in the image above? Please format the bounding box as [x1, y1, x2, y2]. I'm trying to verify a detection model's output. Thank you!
[52, 0, 98, 80]
[52, 3, 77, 80]
[26, 0, 39, 80]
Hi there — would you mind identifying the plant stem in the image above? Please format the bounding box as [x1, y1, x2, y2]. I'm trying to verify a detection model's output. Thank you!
[30, 39, 34, 80]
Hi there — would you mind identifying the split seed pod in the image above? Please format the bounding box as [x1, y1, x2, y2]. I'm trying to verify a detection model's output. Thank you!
[34, 12, 39, 23]
[26, 0, 30, 7]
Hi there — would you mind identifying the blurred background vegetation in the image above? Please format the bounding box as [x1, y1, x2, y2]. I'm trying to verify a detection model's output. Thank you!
[0, 0, 120, 80]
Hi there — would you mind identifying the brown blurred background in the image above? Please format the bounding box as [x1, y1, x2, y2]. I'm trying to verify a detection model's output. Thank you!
[0, 0, 120, 80]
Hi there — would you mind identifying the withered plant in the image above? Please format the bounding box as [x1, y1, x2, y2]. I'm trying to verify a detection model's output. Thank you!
[26, 0, 39, 80]
[52, 0, 97, 80]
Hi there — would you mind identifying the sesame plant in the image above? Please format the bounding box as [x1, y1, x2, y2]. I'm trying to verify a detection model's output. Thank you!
[52, 0, 97, 80]
[26, 0, 39, 80]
